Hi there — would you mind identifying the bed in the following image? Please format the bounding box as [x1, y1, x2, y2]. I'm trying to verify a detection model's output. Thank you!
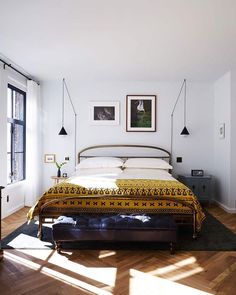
[27, 144, 205, 240]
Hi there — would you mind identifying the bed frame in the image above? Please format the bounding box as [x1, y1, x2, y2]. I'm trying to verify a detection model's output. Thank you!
[37, 144, 198, 240]
[77, 144, 171, 164]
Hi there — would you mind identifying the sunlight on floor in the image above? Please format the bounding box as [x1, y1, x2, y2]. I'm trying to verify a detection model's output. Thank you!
[5, 251, 113, 295]
[48, 251, 117, 287]
[40, 266, 113, 295]
[16, 249, 117, 286]
[18, 248, 53, 261]
[6, 251, 41, 271]
[5, 251, 213, 295]
[7, 233, 52, 250]
[99, 250, 117, 259]
[167, 267, 204, 281]
[148, 256, 204, 280]
[129, 269, 213, 295]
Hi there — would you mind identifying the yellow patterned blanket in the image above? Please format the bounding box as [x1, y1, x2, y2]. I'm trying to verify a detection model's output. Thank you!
[28, 178, 205, 232]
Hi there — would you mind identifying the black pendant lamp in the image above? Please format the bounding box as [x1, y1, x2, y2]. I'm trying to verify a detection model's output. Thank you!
[180, 79, 190, 136]
[59, 78, 68, 135]
[59, 126, 67, 135]
[180, 126, 190, 135]
[57, 78, 78, 170]
[170, 79, 190, 155]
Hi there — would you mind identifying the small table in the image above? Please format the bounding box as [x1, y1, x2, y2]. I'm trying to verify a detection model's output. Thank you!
[178, 175, 213, 204]
[51, 176, 68, 185]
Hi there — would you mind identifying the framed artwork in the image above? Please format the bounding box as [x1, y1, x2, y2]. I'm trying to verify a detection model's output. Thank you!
[89, 101, 119, 125]
[219, 123, 225, 139]
[44, 154, 55, 163]
[126, 95, 156, 132]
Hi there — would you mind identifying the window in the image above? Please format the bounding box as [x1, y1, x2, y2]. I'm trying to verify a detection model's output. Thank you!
[7, 84, 26, 184]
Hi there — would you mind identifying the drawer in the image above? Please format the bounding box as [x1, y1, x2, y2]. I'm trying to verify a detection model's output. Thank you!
[178, 175, 212, 202]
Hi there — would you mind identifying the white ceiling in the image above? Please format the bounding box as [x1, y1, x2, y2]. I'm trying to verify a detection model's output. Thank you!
[0, 0, 236, 82]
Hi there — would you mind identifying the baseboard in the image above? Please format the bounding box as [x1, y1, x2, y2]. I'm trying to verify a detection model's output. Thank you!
[7, 203, 25, 216]
[214, 200, 236, 213]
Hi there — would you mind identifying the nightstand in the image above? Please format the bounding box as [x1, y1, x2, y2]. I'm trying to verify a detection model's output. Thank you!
[178, 175, 213, 203]
[51, 176, 68, 185]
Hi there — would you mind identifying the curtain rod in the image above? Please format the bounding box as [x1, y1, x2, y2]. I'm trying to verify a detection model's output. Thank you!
[0, 58, 40, 85]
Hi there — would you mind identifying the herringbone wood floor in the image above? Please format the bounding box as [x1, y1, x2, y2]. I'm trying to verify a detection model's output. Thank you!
[0, 205, 236, 295]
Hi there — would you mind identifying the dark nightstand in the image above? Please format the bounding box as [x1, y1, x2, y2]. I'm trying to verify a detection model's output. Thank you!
[178, 175, 213, 203]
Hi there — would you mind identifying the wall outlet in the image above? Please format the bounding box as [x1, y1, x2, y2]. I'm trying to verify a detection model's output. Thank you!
[176, 157, 182, 163]
[65, 156, 70, 161]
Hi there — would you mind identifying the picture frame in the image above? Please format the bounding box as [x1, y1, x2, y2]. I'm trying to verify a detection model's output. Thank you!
[89, 101, 119, 125]
[219, 123, 225, 139]
[191, 169, 204, 177]
[126, 95, 156, 132]
[44, 154, 56, 163]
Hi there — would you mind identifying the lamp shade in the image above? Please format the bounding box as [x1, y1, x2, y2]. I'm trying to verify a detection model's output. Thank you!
[58, 126, 67, 135]
[180, 126, 190, 135]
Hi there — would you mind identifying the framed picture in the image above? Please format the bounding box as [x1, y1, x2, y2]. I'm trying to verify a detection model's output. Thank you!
[89, 101, 119, 125]
[219, 123, 225, 139]
[191, 169, 204, 177]
[126, 95, 156, 132]
[44, 154, 55, 163]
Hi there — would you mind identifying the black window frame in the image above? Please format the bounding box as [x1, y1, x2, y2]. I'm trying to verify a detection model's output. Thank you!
[7, 84, 26, 184]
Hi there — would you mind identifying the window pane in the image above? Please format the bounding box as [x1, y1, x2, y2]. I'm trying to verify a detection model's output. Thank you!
[7, 88, 12, 118]
[13, 152, 24, 182]
[13, 91, 24, 120]
[14, 124, 24, 152]
[7, 123, 12, 153]
[7, 85, 26, 184]
[7, 153, 12, 184]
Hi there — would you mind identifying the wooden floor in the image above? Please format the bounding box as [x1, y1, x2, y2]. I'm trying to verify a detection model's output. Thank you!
[0, 205, 236, 295]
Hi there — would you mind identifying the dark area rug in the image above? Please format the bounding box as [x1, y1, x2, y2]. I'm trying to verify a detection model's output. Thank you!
[2, 211, 236, 251]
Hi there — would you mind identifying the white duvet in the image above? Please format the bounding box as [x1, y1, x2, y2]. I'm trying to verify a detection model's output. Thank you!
[66, 168, 176, 189]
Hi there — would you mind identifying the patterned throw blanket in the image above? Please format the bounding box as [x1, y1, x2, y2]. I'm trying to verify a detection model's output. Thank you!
[28, 179, 205, 232]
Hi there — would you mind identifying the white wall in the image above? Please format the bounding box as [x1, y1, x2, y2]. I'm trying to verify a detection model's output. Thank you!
[213, 72, 231, 208]
[213, 71, 236, 212]
[230, 70, 236, 210]
[41, 80, 214, 191]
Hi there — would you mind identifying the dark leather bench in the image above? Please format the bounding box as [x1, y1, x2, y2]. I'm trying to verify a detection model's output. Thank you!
[52, 214, 177, 254]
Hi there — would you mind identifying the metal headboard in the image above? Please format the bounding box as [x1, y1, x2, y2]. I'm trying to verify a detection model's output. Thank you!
[78, 144, 171, 164]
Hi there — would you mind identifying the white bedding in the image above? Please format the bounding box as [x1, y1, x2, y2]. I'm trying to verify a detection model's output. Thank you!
[67, 167, 176, 189]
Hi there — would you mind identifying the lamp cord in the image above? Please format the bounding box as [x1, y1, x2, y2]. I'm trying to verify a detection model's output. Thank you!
[62, 78, 78, 170]
[170, 78, 187, 155]
[184, 79, 186, 126]
[171, 79, 186, 116]
[62, 78, 65, 126]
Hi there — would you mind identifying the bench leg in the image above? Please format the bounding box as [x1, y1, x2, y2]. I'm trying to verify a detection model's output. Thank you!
[170, 242, 175, 255]
[0, 249, 3, 261]
[37, 216, 43, 240]
[55, 241, 61, 253]
[192, 212, 197, 239]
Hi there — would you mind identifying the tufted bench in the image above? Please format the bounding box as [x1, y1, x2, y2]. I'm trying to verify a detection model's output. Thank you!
[52, 214, 177, 254]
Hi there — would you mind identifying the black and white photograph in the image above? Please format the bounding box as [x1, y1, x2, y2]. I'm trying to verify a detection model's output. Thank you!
[90, 101, 119, 125]
[94, 106, 115, 121]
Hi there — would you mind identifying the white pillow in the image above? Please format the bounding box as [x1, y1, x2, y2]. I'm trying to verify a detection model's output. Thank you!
[123, 158, 172, 170]
[76, 157, 124, 169]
